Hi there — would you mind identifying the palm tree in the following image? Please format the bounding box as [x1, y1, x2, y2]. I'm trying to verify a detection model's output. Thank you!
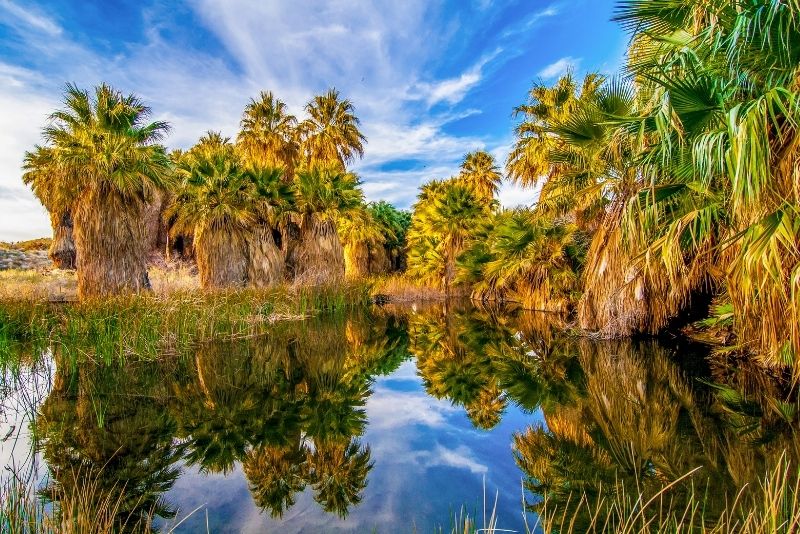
[458, 150, 502, 204]
[458, 209, 586, 312]
[614, 0, 800, 366]
[290, 165, 363, 284]
[168, 132, 290, 288]
[299, 89, 366, 168]
[506, 73, 602, 189]
[38, 83, 172, 298]
[22, 145, 76, 269]
[237, 91, 299, 178]
[367, 201, 411, 271]
[407, 180, 489, 293]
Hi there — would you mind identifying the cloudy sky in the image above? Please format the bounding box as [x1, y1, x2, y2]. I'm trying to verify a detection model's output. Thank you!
[0, 0, 626, 240]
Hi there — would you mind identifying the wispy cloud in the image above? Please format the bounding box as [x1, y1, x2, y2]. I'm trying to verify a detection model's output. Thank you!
[538, 55, 581, 80]
[0, 0, 62, 36]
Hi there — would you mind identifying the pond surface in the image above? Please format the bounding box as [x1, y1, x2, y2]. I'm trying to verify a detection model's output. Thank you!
[1, 303, 797, 532]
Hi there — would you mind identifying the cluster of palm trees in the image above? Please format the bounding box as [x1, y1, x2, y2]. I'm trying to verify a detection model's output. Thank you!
[407, 0, 800, 369]
[23, 85, 409, 298]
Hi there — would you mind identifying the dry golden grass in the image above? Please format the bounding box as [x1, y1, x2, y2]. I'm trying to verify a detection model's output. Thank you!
[0, 264, 201, 303]
[0, 268, 77, 301]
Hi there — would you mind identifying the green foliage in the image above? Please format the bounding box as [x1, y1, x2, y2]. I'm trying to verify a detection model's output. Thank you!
[168, 132, 292, 235]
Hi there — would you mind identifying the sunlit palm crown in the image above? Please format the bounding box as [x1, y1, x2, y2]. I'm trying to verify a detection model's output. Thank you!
[237, 91, 299, 173]
[40, 83, 172, 205]
[299, 89, 366, 169]
[169, 131, 290, 234]
[457, 150, 502, 203]
[292, 165, 363, 218]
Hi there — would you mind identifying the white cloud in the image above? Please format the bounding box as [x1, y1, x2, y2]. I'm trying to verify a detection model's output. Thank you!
[538, 56, 581, 80]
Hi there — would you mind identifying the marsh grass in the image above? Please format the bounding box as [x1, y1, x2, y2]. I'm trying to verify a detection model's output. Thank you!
[0, 281, 372, 364]
[531, 456, 800, 534]
[441, 455, 800, 534]
[0, 465, 208, 534]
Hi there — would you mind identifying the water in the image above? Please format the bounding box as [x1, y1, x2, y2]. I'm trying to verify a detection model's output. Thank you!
[1, 303, 797, 532]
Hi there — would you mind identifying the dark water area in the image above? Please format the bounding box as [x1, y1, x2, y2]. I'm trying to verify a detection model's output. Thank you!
[1, 303, 798, 532]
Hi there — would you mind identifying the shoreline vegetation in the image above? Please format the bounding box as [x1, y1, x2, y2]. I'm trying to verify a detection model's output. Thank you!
[2, 0, 800, 533]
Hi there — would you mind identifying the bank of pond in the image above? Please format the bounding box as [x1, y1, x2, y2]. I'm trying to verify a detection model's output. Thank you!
[1, 303, 798, 533]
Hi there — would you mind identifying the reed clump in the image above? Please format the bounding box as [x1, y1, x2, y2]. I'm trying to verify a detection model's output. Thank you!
[442, 454, 800, 533]
[0, 281, 372, 364]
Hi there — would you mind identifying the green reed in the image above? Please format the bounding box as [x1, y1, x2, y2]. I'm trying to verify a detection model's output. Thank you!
[443, 454, 800, 534]
[0, 282, 373, 366]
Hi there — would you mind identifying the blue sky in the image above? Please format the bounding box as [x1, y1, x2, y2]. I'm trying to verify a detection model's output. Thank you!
[0, 0, 626, 240]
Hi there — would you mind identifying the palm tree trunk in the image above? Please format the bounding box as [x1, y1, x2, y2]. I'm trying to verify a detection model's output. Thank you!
[247, 223, 284, 287]
[73, 188, 151, 298]
[294, 213, 345, 284]
[49, 210, 76, 270]
[280, 216, 302, 280]
[194, 224, 249, 289]
[367, 245, 391, 275]
[344, 242, 369, 278]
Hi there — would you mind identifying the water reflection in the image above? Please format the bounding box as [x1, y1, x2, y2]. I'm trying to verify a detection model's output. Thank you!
[2, 304, 798, 531]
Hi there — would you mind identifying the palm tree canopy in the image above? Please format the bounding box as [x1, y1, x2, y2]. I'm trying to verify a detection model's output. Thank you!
[42, 83, 172, 205]
[169, 132, 291, 234]
[458, 150, 502, 203]
[299, 89, 366, 168]
[292, 165, 363, 218]
[237, 91, 299, 173]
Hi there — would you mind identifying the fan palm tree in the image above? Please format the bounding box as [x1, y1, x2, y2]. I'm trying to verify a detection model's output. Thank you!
[290, 165, 363, 284]
[237, 91, 299, 178]
[458, 150, 502, 204]
[37, 83, 172, 298]
[615, 0, 800, 366]
[407, 180, 490, 293]
[506, 73, 603, 189]
[22, 145, 76, 269]
[458, 209, 586, 312]
[299, 89, 366, 169]
[168, 132, 291, 288]
[368, 201, 411, 271]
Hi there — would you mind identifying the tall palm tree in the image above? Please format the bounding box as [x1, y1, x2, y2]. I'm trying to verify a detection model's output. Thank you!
[237, 91, 299, 177]
[39, 83, 172, 298]
[506, 73, 603, 189]
[458, 150, 502, 204]
[407, 179, 490, 293]
[22, 145, 76, 269]
[168, 132, 290, 288]
[615, 0, 800, 366]
[298, 89, 366, 169]
[290, 165, 363, 284]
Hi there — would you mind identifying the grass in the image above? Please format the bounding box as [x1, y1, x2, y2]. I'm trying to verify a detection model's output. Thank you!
[436, 455, 800, 534]
[0, 280, 372, 364]
[0, 465, 208, 534]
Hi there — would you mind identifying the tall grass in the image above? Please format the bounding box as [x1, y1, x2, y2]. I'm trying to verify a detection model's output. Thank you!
[0, 282, 372, 365]
[0, 466, 207, 534]
[443, 455, 800, 534]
